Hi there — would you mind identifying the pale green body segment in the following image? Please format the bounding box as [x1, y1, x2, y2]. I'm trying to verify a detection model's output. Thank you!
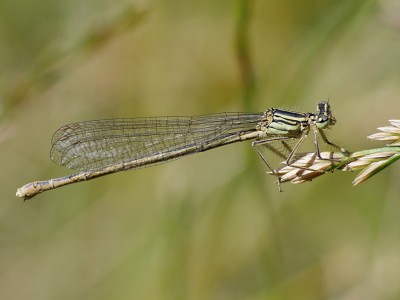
[264, 109, 307, 136]
[266, 121, 302, 135]
[266, 127, 294, 135]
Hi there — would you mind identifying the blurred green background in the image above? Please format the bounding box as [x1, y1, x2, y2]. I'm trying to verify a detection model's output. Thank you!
[2, 0, 400, 299]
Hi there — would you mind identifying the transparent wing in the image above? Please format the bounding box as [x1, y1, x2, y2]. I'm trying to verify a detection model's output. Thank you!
[50, 113, 263, 171]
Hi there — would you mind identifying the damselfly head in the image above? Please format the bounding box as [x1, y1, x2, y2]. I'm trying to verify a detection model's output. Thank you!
[315, 101, 336, 129]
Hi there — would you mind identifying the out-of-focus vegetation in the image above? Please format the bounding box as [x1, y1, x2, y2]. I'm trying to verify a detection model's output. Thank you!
[2, 0, 400, 299]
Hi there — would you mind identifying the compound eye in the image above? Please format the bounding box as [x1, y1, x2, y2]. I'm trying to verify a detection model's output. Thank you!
[318, 115, 328, 123]
[316, 115, 330, 129]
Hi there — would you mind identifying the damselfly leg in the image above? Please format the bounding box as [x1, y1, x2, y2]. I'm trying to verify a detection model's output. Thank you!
[252, 136, 299, 191]
[314, 128, 350, 158]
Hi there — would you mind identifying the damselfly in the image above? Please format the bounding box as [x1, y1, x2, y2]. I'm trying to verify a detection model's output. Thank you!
[16, 101, 348, 200]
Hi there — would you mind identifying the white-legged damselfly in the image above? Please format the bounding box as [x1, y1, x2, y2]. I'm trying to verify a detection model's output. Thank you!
[16, 101, 348, 200]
